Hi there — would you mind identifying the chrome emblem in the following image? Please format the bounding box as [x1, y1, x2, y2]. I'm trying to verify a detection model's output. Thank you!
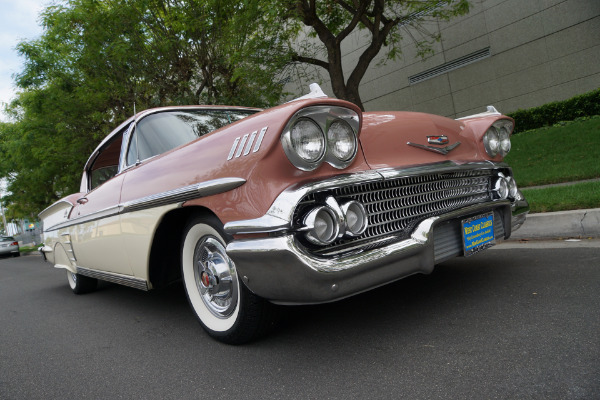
[407, 141, 461, 155]
[427, 135, 449, 145]
[227, 126, 268, 160]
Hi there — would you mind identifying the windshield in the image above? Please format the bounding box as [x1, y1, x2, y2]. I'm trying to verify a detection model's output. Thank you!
[126, 109, 257, 166]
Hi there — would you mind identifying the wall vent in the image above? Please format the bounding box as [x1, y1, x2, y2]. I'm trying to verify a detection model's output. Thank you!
[409, 47, 491, 85]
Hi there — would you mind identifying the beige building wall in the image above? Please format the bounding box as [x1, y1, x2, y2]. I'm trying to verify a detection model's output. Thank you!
[286, 0, 600, 118]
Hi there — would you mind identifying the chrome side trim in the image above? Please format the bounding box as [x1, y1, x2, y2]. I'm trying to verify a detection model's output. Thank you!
[47, 205, 122, 231]
[77, 266, 149, 291]
[122, 177, 246, 213]
[45, 177, 246, 232]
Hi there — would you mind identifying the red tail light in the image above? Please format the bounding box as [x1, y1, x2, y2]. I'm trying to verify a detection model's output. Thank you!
[11, 242, 18, 246]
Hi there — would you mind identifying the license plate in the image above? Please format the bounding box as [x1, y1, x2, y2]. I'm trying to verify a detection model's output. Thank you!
[461, 212, 495, 256]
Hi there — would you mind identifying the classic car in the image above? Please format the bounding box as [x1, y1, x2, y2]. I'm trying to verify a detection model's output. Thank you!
[0, 236, 20, 257]
[39, 84, 529, 344]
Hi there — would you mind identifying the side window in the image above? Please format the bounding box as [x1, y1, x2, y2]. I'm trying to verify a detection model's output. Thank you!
[125, 109, 256, 166]
[88, 133, 124, 191]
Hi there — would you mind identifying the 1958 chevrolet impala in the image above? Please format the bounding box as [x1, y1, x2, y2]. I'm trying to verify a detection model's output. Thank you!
[39, 84, 528, 343]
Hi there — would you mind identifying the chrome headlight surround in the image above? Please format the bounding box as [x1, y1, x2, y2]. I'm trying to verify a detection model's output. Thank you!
[484, 119, 514, 158]
[281, 106, 360, 171]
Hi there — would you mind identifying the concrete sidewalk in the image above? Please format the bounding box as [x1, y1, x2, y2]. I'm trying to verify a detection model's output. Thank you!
[510, 208, 600, 240]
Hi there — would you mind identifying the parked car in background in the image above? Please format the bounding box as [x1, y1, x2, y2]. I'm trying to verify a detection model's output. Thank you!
[39, 84, 529, 343]
[0, 236, 20, 257]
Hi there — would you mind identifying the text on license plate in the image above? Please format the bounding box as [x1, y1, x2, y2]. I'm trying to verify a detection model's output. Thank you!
[462, 212, 495, 256]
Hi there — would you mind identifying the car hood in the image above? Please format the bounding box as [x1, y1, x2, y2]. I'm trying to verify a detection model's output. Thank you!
[359, 112, 482, 169]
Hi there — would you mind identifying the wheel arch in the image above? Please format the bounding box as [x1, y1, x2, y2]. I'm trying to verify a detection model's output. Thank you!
[148, 205, 226, 289]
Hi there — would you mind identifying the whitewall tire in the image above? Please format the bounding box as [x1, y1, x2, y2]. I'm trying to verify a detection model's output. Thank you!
[67, 270, 97, 294]
[181, 215, 276, 344]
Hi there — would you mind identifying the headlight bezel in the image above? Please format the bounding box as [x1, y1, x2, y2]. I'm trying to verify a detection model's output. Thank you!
[281, 106, 360, 171]
[483, 119, 514, 158]
[283, 117, 326, 170]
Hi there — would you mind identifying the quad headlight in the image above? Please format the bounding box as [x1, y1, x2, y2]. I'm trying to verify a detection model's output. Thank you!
[483, 120, 513, 158]
[483, 127, 500, 157]
[290, 118, 326, 164]
[327, 119, 357, 163]
[282, 106, 359, 171]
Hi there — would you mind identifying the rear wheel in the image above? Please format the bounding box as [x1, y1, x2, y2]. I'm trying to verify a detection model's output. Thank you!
[181, 215, 276, 344]
[67, 270, 97, 294]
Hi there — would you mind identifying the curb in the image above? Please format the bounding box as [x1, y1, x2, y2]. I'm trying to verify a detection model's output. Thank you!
[510, 208, 600, 240]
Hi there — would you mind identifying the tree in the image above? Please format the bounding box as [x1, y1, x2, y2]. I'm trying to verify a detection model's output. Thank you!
[281, 0, 470, 110]
[0, 0, 289, 217]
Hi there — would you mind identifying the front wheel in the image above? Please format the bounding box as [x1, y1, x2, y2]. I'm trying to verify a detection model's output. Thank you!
[67, 270, 97, 294]
[181, 216, 276, 344]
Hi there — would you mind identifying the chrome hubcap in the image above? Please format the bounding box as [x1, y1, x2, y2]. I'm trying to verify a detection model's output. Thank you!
[193, 236, 238, 318]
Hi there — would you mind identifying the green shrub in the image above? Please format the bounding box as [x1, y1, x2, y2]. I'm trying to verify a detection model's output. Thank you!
[508, 88, 600, 133]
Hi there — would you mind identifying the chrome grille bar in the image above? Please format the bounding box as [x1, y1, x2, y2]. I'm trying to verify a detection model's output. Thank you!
[294, 169, 495, 256]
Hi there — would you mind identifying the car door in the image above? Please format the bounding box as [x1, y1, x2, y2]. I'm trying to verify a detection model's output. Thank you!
[68, 128, 132, 276]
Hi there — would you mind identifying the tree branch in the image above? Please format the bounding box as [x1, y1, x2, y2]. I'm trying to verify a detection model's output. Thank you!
[291, 54, 330, 71]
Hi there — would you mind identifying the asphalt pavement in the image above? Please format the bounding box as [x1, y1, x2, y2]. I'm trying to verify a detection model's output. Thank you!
[1, 243, 599, 400]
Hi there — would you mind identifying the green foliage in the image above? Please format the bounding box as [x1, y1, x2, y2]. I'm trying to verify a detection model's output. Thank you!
[508, 88, 600, 133]
[504, 116, 600, 187]
[522, 181, 600, 213]
[0, 0, 291, 217]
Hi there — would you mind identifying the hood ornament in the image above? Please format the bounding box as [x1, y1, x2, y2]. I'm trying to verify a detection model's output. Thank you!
[407, 137, 461, 155]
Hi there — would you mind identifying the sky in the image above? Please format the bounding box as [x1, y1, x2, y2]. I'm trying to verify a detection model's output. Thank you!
[0, 0, 48, 122]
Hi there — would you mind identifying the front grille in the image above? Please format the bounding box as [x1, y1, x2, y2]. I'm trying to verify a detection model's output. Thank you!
[293, 169, 495, 256]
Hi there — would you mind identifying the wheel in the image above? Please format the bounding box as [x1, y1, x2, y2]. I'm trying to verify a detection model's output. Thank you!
[12, 252, 20, 257]
[181, 215, 276, 344]
[66, 270, 97, 294]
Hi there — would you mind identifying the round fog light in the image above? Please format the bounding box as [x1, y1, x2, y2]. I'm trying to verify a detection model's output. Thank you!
[493, 177, 509, 200]
[507, 177, 518, 199]
[303, 206, 339, 245]
[341, 201, 368, 236]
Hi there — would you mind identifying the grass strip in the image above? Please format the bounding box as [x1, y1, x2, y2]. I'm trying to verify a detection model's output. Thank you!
[504, 116, 600, 187]
[522, 181, 600, 213]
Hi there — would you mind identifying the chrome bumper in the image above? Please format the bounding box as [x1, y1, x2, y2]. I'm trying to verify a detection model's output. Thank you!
[226, 198, 529, 305]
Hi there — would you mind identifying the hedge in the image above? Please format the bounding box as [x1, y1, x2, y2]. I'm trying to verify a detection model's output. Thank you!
[507, 88, 600, 133]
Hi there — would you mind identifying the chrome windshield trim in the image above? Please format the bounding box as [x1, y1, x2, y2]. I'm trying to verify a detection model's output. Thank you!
[45, 177, 246, 232]
[77, 266, 149, 291]
[225, 161, 505, 235]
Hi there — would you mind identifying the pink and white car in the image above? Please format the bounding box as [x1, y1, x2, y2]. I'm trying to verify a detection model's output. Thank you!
[39, 85, 528, 343]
